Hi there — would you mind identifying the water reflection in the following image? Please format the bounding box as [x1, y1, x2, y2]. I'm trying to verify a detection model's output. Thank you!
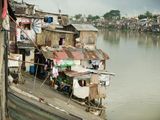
[98, 30, 120, 46]
[97, 29, 160, 120]
[98, 29, 160, 48]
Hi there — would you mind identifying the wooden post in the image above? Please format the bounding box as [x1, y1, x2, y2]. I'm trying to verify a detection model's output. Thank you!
[33, 59, 39, 90]
[0, 31, 6, 120]
[0, 1, 6, 119]
[40, 72, 50, 88]
[4, 30, 9, 118]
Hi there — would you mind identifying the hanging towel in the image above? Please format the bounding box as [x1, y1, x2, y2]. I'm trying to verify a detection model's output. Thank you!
[52, 67, 59, 78]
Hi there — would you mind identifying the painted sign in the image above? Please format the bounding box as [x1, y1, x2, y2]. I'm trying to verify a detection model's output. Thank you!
[16, 18, 42, 41]
[32, 19, 42, 33]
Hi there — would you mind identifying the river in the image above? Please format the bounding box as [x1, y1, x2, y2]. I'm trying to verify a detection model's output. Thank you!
[97, 30, 160, 120]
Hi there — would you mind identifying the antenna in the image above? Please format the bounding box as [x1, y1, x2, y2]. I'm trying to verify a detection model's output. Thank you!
[59, 9, 61, 14]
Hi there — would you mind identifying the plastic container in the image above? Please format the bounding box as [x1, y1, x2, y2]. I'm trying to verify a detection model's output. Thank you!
[29, 65, 35, 75]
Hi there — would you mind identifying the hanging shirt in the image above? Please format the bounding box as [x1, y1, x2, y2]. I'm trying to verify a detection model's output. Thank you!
[52, 67, 59, 78]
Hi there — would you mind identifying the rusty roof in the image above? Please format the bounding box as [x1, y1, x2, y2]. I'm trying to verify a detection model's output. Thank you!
[42, 47, 109, 60]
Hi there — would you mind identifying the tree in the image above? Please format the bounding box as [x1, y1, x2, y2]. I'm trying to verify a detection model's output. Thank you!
[138, 11, 153, 20]
[138, 14, 147, 20]
[145, 11, 152, 18]
[87, 14, 100, 21]
[103, 10, 121, 20]
[74, 14, 82, 20]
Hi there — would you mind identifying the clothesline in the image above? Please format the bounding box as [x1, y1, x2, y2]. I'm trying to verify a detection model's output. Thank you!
[8, 58, 45, 66]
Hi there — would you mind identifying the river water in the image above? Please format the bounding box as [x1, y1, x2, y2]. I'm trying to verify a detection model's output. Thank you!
[97, 30, 160, 120]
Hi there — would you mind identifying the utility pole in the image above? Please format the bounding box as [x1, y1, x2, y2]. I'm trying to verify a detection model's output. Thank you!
[0, 0, 6, 119]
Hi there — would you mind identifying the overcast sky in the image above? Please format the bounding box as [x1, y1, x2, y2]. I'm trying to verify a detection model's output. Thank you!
[16, 0, 160, 17]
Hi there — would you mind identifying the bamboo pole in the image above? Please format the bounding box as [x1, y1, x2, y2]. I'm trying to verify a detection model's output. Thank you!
[4, 30, 9, 118]
[40, 72, 51, 88]
[33, 59, 39, 91]
[0, 31, 6, 120]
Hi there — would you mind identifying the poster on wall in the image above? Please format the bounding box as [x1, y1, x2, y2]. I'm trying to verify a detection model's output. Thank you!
[16, 18, 41, 41]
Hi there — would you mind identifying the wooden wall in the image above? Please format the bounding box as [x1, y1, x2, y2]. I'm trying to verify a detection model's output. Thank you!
[80, 31, 97, 45]
[37, 30, 74, 47]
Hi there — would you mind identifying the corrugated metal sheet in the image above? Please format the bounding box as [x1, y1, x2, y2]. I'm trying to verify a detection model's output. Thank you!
[8, 92, 82, 120]
[71, 24, 98, 32]
[42, 47, 109, 60]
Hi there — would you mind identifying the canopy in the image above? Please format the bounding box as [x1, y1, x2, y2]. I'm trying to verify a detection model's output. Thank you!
[42, 47, 109, 60]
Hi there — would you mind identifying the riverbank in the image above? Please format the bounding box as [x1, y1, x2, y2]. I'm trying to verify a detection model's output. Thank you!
[8, 72, 106, 120]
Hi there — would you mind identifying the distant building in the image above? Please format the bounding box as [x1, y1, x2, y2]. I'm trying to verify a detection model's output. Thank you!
[12, 1, 36, 15]
[157, 16, 160, 24]
[35, 10, 69, 26]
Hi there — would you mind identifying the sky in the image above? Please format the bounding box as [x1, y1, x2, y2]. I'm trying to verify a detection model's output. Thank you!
[16, 0, 160, 17]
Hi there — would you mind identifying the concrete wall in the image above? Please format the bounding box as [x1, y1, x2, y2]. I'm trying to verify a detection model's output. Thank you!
[16, 17, 39, 42]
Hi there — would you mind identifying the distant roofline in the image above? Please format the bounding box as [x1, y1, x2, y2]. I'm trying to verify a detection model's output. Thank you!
[13, 1, 35, 7]
[35, 10, 68, 17]
[68, 24, 98, 32]
[15, 14, 44, 19]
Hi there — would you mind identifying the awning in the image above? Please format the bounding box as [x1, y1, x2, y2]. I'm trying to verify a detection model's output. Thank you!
[64, 70, 90, 78]
[42, 47, 109, 60]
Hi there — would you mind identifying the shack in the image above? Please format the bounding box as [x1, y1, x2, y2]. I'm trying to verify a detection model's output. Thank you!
[34, 46, 111, 114]
[64, 24, 98, 49]
[10, 1, 44, 71]
[37, 28, 75, 47]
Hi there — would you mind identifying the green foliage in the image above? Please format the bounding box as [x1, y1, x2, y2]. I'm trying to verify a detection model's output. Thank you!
[138, 14, 147, 20]
[87, 14, 100, 21]
[145, 11, 152, 18]
[103, 10, 121, 20]
[138, 11, 153, 19]
[74, 14, 82, 20]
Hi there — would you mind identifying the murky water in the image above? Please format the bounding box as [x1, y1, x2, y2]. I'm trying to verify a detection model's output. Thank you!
[97, 30, 160, 120]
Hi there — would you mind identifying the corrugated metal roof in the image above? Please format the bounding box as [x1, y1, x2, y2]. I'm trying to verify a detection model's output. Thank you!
[42, 47, 109, 60]
[44, 28, 74, 34]
[71, 24, 98, 32]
